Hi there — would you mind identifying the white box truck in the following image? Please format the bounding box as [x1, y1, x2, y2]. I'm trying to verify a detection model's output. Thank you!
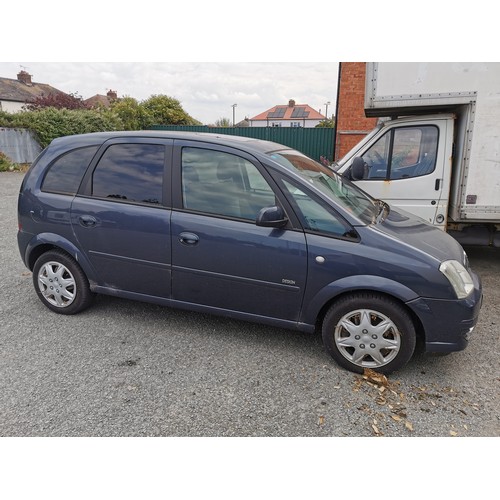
[334, 62, 500, 247]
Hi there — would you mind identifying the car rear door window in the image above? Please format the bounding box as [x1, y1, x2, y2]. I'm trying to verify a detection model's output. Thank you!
[92, 144, 165, 205]
[42, 146, 98, 195]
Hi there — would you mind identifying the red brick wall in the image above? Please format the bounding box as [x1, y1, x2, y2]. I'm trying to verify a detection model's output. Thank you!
[335, 62, 378, 160]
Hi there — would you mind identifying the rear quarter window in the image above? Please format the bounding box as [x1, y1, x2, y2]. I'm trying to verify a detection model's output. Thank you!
[42, 146, 99, 195]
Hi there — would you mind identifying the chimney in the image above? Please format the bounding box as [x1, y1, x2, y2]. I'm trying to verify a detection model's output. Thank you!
[288, 99, 295, 107]
[17, 70, 33, 86]
[107, 89, 118, 100]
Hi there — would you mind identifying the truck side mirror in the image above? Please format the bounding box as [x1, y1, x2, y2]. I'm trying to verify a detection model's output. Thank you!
[351, 157, 367, 180]
[256, 206, 288, 228]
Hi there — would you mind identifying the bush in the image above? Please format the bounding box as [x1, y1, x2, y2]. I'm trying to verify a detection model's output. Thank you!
[0, 93, 200, 149]
[0, 151, 17, 172]
[5, 107, 123, 148]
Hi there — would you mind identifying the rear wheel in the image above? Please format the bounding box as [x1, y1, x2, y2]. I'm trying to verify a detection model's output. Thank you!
[322, 293, 416, 374]
[32, 250, 94, 315]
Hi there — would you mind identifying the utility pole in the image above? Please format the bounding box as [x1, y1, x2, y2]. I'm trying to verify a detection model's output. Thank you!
[324, 101, 331, 120]
[232, 103, 237, 127]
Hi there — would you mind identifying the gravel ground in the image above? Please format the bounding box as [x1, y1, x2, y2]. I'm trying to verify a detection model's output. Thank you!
[1, 171, 499, 438]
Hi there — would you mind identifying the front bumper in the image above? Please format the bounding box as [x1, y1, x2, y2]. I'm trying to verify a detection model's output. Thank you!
[406, 270, 483, 353]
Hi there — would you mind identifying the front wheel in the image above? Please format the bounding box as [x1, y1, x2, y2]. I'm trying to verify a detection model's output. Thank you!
[32, 250, 94, 315]
[322, 293, 416, 374]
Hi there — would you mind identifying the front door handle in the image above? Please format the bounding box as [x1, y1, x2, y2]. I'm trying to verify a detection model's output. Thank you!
[179, 232, 199, 245]
[79, 215, 97, 228]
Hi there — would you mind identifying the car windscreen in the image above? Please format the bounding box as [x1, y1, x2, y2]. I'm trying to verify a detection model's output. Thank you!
[267, 150, 378, 225]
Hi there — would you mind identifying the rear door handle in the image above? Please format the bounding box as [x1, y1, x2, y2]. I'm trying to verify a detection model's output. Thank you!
[179, 232, 199, 245]
[79, 215, 97, 228]
[435, 179, 442, 191]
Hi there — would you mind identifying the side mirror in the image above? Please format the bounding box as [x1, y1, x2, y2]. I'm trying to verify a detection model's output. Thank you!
[351, 157, 367, 180]
[256, 206, 288, 228]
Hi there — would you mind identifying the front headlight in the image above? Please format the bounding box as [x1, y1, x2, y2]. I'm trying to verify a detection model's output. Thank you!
[439, 260, 474, 299]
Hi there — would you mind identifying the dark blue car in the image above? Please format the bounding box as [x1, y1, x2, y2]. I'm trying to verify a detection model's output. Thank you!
[17, 131, 482, 373]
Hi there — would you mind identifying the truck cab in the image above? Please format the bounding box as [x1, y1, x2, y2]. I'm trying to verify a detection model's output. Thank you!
[334, 62, 500, 247]
[334, 114, 455, 230]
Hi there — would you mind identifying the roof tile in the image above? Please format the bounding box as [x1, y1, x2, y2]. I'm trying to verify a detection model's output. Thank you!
[250, 103, 325, 121]
[0, 76, 68, 104]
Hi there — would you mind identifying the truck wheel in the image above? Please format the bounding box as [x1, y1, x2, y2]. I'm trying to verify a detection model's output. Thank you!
[33, 250, 94, 315]
[322, 293, 416, 374]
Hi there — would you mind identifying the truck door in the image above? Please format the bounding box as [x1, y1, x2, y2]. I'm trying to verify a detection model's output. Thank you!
[345, 118, 453, 228]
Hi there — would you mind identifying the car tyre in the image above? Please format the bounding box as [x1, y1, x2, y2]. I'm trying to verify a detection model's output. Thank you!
[33, 250, 94, 315]
[322, 292, 416, 374]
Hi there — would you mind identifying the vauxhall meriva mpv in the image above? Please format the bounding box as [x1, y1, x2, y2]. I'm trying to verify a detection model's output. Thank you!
[17, 131, 482, 373]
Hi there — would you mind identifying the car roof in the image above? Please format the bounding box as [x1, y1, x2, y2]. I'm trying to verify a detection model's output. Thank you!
[50, 131, 293, 156]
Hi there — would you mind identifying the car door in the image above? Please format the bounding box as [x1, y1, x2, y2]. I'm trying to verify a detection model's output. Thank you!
[71, 138, 173, 298]
[170, 142, 307, 322]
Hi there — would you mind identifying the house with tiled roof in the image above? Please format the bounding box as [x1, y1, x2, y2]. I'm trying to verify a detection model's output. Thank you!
[0, 70, 70, 113]
[84, 89, 118, 108]
[249, 99, 326, 128]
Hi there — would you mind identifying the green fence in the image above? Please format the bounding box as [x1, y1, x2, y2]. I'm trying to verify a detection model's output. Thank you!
[149, 125, 335, 162]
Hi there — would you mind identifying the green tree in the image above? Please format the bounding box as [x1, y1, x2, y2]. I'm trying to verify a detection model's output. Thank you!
[316, 117, 336, 128]
[214, 117, 232, 127]
[110, 96, 148, 130]
[141, 94, 200, 127]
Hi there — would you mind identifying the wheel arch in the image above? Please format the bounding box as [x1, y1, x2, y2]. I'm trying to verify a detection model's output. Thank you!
[305, 275, 426, 344]
[25, 233, 97, 283]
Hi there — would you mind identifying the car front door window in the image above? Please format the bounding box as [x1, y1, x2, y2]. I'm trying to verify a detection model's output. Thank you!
[181, 148, 276, 220]
[282, 180, 354, 238]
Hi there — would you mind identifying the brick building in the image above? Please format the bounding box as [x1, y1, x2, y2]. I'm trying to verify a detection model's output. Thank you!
[334, 62, 377, 160]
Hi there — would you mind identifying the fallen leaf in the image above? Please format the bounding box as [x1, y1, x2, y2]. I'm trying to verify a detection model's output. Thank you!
[318, 416, 325, 426]
[363, 368, 389, 387]
[405, 421, 414, 431]
[372, 424, 382, 435]
[391, 415, 402, 422]
[450, 430, 458, 436]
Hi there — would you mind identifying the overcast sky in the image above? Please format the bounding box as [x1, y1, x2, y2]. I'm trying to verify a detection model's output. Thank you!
[2, 1, 492, 127]
[0, 62, 339, 125]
